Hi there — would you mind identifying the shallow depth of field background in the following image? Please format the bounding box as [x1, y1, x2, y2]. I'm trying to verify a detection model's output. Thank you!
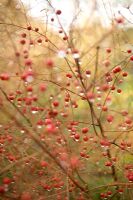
[0, 0, 133, 200]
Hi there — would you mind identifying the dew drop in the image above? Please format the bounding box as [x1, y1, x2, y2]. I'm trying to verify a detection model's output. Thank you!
[58, 50, 66, 58]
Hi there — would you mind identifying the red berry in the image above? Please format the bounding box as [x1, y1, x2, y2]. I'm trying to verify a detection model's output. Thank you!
[0, 186, 5, 194]
[127, 172, 133, 182]
[87, 92, 95, 102]
[3, 177, 11, 185]
[37, 38, 42, 43]
[80, 152, 86, 157]
[107, 115, 114, 123]
[118, 189, 123, 194]
[63, 36, 68, 40]
[100, 193, 106, 198]
[106, 48, 111, 53]
[35, 27, 39, 32]
[53, 101, 59, 107]
[21, 192, 32, 200]
[86, 70, 91, 76]
[46, 124, 57, 134]
[26, 86, 33, 92]
[105, 161, 112, 167]
[127, 49, 132, 54]
[20, 39, 26, 45]
[74, 133, 80, 140]
[100, 140, 110, 147]
[25, 59, 32, 66]
[111, 85, 115, 90]
[59, 29, 63, 34]
[83, 136, 89, 142]
[125, 118, 132, 125]
[40, 161, 48, 167]
[116, 17, 124, 24]
[82, 127, 89, 134]
[15, 52, 20, 57]
[102, 106, 108, 111]
[113, 66, 122, 73]
[117, 88, 122, 93]
[21, 33, 27, 38]
[103, 60, 110, 67]
[107, 191, 112, 196]
[0, 73, 10, 81]
[130, 55, 133, 61]
[39, 83, 46, 92]
[56, 10, 62, 15]
[122, 72, 128, 77]
[45, 59, 54, 67]
[27, 26, 32, 30]
[66, 73, 72, 78]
